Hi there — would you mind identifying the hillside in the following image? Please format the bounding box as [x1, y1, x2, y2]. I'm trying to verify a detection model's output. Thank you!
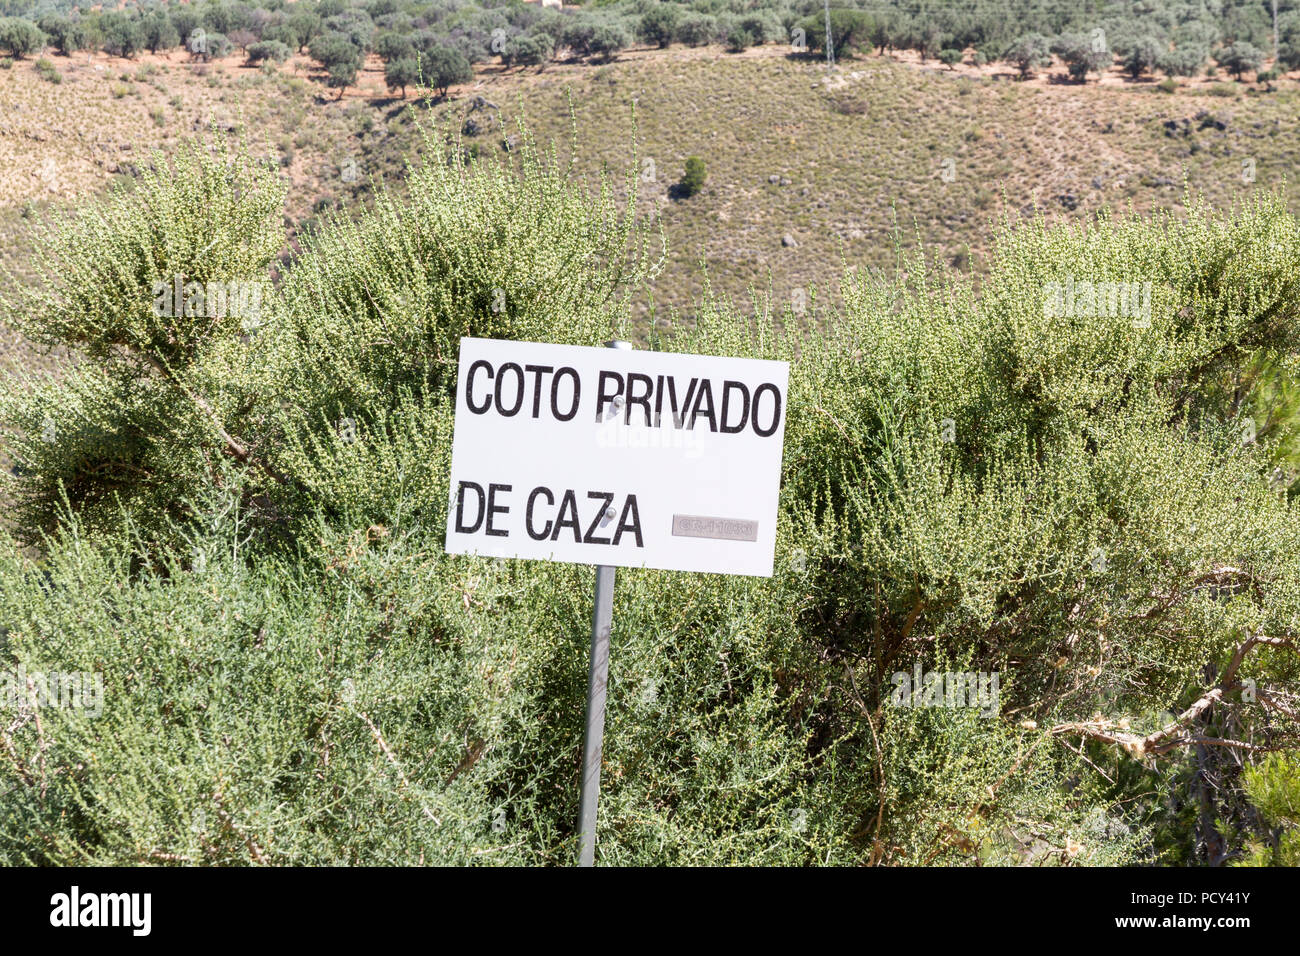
[3, 43, 1300, 361]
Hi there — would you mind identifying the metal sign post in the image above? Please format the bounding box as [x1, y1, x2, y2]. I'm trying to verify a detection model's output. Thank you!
[577, 562, 615, 866]
[577, 339, 631, 867]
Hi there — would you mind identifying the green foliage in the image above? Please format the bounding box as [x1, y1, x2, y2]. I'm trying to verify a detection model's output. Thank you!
[1003, 32, 1051, 78]
[679, 154, 706, 196]
[589, 20, 631, 61]
[375, 29, 414, 64]
[1235, 754, 1300, 866]
[1158, 44, 1205, 78]
[725, 25, 752, 54]
[33, 55, 58, 82]
[637, 4, 679, 50]
[0, 15, 43, 57]
[5, 52, 1300, 867]
[801, 9, 875, 59]
[0, 136, 285, 544]
[1053, 31, 1111, 83]
[1280, 41, 1300, 72]
[323, 46, 361, 94]
[99, 11, 146, 59]
[247, 39, 291, 66]
[141, 9, 180, 55]
[502, 31, 553, 68]
[1123, 36, 1162, 78]
[37, 15, 87, 57]
[309, 29, 362, 73]
[419, 45, 471, 96]
[1215, 41, 1265, 80]
[937, 48, 962, 69]
[675, 11, 715, 48]
[385, 55, 419, 96]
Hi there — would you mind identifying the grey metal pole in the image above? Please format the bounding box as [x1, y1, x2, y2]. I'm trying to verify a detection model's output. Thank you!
[577, 339, 632, 867]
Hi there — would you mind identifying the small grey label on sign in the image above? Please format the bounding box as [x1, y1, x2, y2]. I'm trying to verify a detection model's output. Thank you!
[671, 515, 759, 542]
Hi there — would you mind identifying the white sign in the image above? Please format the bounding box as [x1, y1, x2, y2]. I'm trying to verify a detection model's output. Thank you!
[444, 338, 789, 577]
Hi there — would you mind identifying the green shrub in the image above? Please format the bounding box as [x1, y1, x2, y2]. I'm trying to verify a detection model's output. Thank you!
[1215, 41, 1265, 80]
[1158, 45, 1205, 78]
[0, 16, 44, 58]
[637, 4, 679, 49]
[247, 39, 291, 66]
[675, 12, 715, 48]
[418, 45, 471, 96]
[725, 25, 752, 54]
[679, 155, 706, 196]
[938, 48, 963, 69]
[5, 122, 1300, 867]
[1235, 755, 1300, 866]
[589, 21, 631, 62]
[1123, 35, 1161, 78]
[1002, 33, 1051, 78]
[503, 32, 553, 68]
[34, 56, 59, 82]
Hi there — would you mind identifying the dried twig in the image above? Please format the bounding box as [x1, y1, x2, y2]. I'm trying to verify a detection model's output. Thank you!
[1050, 634, 1297, 758]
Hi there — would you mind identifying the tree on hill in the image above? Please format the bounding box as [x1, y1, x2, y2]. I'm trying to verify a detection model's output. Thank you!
[675, 12, 714, 48]
[376, 30, 413, 64]
[247, 39, 291, 67]
[678, 156, 706, 197]
[141, 9, 179, 55]
[228, 28, 258, 55]
[309, 30, 362, 96]
[188, 29, 232, 61]
[590, 21, 631, 62]
[1003, 32, 1051, 78]
[1157, 45, 1206, 77]
[915, 23, 946, 62]
[100, 12, 147, 59]
[0, 17, 44, 58]
[1215, 41, 1265, 80]
[384, 55, 418, 98]
[326, 56, 358, 98]
[1052, 32, 1111, 83]
[420, 45, 471, 97]
[800, 9, 876, 60]
[1124, 36, 1163, 78]
[937, 47, 962, 69]
[637, 5, 680, 50]
[37, 15, 85, 56]
[503, 32, 553, 68]
[281, 9, 322, 53]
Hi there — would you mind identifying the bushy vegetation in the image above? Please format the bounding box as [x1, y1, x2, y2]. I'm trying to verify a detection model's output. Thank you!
[678, 154, 706, 196]
[2, 113, 1300, 864]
